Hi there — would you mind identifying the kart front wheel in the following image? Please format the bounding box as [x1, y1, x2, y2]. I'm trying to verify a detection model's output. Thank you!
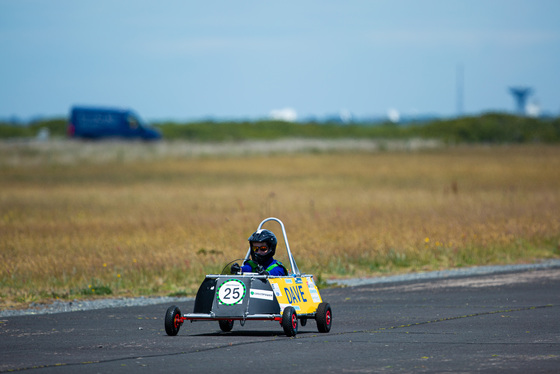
[164, 305, 182, 336]
[219, 319, 234, 332]
[282, 306, 298, 337]
[316, 302, 332, 333]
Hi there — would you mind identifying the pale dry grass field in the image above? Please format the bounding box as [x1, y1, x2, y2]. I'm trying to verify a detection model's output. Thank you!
[1, 140, 559, 309]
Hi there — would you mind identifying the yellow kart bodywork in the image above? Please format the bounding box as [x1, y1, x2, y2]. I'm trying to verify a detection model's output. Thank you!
[268, 276, 323, 315]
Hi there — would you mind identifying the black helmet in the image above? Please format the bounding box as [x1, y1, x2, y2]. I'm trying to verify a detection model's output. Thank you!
[248, 229, 277, 265]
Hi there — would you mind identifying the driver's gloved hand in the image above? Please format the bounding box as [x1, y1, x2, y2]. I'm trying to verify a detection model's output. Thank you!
[230, 263, 241, 274]
[256, 265, 269, 276]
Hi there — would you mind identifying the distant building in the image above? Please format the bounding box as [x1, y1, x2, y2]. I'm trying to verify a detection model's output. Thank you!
[269, 108, 297, 122]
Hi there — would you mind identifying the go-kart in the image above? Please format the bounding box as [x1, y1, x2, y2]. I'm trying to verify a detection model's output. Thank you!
[164, 217, 332, 337]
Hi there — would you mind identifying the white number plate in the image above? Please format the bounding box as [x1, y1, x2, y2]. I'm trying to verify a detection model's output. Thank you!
[217, 279, 246, 305]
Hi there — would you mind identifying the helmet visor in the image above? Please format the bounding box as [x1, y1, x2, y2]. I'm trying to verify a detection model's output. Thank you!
[252, 245, 269, 254]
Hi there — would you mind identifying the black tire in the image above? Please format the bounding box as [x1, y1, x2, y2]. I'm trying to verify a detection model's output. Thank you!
[316, 302, 332, 333]
[219, 319, 234, 332]
[282, 306, 298, 337]
[300, 317, 307, 327]
[164, 305, 182, 336]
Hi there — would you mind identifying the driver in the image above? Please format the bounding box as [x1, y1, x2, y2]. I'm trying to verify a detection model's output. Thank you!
[231, 229, 288, 276]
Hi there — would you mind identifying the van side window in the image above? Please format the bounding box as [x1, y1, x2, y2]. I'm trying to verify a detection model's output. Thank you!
[128, 116, 139, 129]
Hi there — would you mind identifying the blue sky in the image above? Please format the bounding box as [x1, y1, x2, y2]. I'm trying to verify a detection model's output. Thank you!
[1, 0, 559, 122]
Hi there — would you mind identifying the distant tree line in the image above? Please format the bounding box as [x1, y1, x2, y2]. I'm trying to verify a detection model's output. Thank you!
[1, 113, 559, 143]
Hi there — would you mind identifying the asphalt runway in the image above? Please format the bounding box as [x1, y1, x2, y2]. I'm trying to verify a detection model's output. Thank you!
[1, 267, 559, 373]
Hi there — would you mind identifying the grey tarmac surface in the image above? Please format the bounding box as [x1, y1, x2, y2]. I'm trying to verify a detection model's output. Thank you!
[1, 266, 559, 373]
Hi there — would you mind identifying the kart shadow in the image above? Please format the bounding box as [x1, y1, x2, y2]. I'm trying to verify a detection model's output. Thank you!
[191, 330, 317, 337]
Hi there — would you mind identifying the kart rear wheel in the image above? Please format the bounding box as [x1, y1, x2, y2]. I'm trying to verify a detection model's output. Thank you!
[282, 306, 298, 337]
[219, 319, 234, 332]
[164, 305, 182, 336]
[316, 302, 332, 333]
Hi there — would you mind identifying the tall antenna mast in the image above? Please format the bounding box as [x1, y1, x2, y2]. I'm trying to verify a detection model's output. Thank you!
[456, 64, 464, 116]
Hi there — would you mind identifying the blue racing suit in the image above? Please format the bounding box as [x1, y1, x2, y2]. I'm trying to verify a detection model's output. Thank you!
[241, 258, 288, 276]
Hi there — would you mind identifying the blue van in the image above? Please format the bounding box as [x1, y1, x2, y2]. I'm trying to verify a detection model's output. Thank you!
[67, 106, 161, 140]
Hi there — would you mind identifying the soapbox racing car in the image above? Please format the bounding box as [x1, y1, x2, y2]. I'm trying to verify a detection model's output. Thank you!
[164, 217, 332, 337]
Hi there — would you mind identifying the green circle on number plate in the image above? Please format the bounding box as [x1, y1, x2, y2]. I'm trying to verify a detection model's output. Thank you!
[217, 279, 246, 305]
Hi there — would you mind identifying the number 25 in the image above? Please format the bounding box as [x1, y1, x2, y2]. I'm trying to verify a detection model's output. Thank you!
[224, 286, 240, 299]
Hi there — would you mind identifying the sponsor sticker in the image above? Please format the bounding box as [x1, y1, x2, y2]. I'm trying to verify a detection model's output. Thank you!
[306, 276, 315, 287]
[250, 289, 274, 301]
[271, 283, 282, 297]
[309, 288, 322, 303]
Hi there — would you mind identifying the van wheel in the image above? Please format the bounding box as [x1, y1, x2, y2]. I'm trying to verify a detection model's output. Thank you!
[164, 306, 182, 336]
[316, 302, 332, 333]
[282, 307, 298, 337]
[219, 319, 234, 332]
